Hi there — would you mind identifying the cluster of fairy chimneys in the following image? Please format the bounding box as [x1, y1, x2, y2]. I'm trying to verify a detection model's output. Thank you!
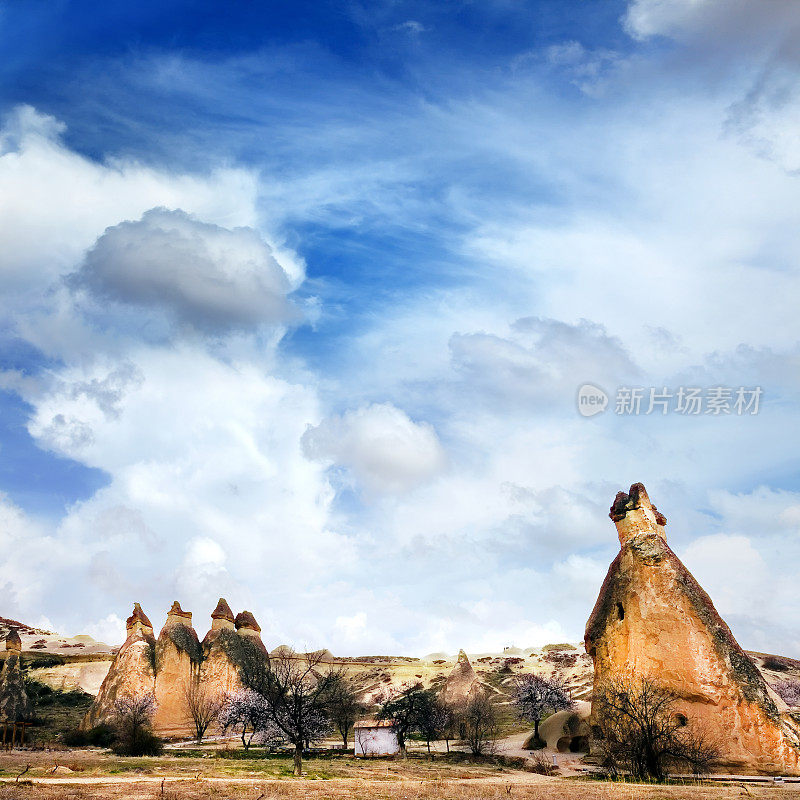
[126, 598, 263, 642]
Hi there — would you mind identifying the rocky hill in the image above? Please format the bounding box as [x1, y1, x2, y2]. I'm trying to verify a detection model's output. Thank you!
[2, 617, 798, 712]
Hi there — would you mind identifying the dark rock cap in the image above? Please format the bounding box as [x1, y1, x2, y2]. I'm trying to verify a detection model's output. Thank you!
[167, 601, 192, 619]
[609, 482, 667, 526]
[5, 628, 21, 651]
[235, 611, 261, 633]
[126, 602, 153, 630]
[211, 598, 235, 622]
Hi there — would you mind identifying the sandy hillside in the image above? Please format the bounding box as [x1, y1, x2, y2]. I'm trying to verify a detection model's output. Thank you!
[3, 617, 798, 707]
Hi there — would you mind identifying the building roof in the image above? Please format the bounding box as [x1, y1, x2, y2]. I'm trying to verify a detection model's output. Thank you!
[354, 719, 396, 729]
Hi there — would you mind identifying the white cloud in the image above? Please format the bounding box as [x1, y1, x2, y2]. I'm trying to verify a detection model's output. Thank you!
[72, 208, 298, 331]
[6, 344, 359, 636]
[707, 487, 800, 538]
[302, 403, 446, 493]
[622, 0, 800, 45]
[681, 534, 768, 618]
[449, 317, 639, 409]
[335, 612, 367, 643]
[5, 1, 800, 663]
[623, 0, 720, 41]
[177, 537, 230, 600]
[394, 20, 427, 35]
[80, 613, 126, 646]
[0, 105, 259, 301]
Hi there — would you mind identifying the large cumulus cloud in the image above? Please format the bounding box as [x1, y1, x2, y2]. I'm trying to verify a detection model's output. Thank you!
[0, 105, 258, 300]
[72, 208, 298, 332]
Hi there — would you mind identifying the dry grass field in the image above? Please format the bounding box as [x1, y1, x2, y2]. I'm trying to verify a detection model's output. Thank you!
[1, 751, 799, 799]
[1, 776, 799, 800]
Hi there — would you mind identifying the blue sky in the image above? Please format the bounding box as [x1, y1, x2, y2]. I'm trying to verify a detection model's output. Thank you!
[2, 0, 800, 657]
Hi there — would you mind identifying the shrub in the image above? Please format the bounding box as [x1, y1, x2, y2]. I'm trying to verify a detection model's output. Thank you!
[62, 728, 89, 747]
[110, 694, 163, 756]
[111, 729, 163, 756]
[87, 723, 117, 747]
[528, 750, 558, 775]
[763, 657, 790, 672]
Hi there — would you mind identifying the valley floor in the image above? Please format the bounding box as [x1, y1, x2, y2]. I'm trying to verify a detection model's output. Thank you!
[1, 750, 799, 799]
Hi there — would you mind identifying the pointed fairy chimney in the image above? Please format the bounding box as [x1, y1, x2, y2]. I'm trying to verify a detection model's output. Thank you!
[234, 610, 262, 638]
[586, 483, 800, 775]
[608, 482, 667, 546]
[164, 600, 193, 628]
[125, 603, 154, 638]
[210, 598, 235, 631]
[153, 601, 201, 738]
[442, 648, 478, 704]
[82, 607, 157, 732]
[4, 628, 21, 654]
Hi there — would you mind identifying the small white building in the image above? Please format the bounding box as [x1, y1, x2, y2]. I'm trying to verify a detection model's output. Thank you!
[353, 719, 400, 757]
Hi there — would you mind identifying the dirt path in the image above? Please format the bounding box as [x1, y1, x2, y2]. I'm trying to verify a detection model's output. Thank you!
[1, 774, 554, 785]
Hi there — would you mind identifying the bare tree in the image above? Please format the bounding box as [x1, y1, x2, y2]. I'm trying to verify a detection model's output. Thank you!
[512, 674, 573, 745]
[376, 682, 427, 759]
[326, 672, 367, 749]
[593, 676, 719, 781]
[184, 682, 222, 741]
[219, 690, 284, 750]
[435, 698, 459, 754]
[111, 694, 162, 756]
[462, 690, 498, 756]
[414, 689, 446, 757]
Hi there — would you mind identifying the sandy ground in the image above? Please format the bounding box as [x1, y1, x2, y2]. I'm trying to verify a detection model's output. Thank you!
[2, 746, 800, 799]
[2, 775, 800, 799]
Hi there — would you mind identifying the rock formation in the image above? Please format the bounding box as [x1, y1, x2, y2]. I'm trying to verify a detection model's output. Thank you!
[82, 603, 157, 730]
[200, 601, 269, 701]
[441, 649, 480, 705]
[0, 629, 32, 722]
[535, 701, 591, 753]
[585, 482, 800, 775]
[152, 602, 202, 737]
[83, 600, 268, 737]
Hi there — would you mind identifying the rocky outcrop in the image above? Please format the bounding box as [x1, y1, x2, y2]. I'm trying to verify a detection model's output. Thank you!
[0, 629, 32, 722]
[536, 701, 591, 753]
[152, 602, 202, 737]
[200, 601, 269, 703]
[441, 649, 479, 705]
[83, 600, 269, 738]
[585, 483, 800, 775]
[81, 604, 157, 730]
